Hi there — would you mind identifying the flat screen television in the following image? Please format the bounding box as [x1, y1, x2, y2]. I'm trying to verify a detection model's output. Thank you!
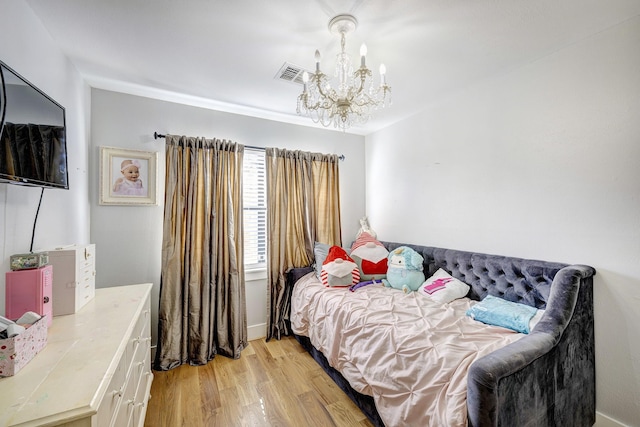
[0, 60, 69, 189]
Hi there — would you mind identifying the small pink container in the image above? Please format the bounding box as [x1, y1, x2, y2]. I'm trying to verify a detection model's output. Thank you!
[5, 265, 53, 327]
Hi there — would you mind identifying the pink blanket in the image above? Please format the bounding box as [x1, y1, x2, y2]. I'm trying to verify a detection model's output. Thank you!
[291, 272, 523, 426]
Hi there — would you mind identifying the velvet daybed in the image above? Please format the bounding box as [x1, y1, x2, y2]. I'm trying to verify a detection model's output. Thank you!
[286, 241, 596, 427]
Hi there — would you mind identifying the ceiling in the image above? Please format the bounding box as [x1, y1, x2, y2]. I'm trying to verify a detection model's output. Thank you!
[25, 0, 640, 135]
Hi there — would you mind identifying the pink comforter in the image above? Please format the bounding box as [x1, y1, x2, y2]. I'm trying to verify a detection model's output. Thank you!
[291, 272, 523, 427]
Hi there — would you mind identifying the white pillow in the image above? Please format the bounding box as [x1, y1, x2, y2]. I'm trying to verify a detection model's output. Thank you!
[418, 268, 470, 303]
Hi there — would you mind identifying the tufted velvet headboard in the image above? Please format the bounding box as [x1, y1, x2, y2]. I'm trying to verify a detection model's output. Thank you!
[382, 241, 567, 310]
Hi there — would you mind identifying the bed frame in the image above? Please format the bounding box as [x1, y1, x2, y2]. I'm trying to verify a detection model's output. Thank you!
[285, 241, 596, 427]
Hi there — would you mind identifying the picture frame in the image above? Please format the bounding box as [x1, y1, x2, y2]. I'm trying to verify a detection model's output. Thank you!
[99, 146, 158, 206]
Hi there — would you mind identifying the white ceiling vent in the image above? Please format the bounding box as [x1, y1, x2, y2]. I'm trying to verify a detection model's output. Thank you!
[275, 63, 309, 85]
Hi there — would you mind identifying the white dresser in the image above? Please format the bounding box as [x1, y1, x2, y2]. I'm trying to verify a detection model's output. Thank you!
[0, 283, 153, 427]
[47, 244, 96, 316]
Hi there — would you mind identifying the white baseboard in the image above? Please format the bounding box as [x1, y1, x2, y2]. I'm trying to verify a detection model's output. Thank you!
[596, 412, 630, 427]
[248, 323, 266, 341]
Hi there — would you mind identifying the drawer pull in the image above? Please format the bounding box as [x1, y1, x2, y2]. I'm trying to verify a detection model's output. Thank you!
[112, 387, 123, 398]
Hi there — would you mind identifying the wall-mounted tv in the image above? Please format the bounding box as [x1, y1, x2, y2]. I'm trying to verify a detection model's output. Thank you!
[0, 60, 69, 189]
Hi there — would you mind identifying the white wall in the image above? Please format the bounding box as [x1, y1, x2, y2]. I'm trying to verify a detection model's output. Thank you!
[366, 16, 640, 426]
[90, 88, 366, 344]
[0, 1, 90, 314]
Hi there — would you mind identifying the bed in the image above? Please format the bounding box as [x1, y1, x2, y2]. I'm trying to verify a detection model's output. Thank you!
[286, 241, 596, 426]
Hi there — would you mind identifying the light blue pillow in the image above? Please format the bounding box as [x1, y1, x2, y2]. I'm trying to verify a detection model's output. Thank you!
[313, 242, 331, 279]
[466, 295, 538, 334]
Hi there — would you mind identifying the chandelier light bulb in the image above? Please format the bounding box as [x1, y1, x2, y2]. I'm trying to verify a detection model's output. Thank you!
[314, 49, 321, 72]
[379, 63, 387, 84]
[360, 44, 367, 67]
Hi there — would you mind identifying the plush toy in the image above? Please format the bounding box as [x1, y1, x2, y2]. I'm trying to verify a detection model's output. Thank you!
[350, 232, 388, 281]
[382, 246, 425, 293]
[321, 246, 361, 287]
[357, 216, 377, 239]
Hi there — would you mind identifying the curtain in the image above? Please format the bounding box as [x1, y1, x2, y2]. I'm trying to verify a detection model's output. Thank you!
[265, 148, 341, 340]
[154, 135, 247, 370]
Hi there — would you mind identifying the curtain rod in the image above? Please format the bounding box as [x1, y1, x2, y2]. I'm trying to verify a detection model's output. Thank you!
[154, 132, 345, 161]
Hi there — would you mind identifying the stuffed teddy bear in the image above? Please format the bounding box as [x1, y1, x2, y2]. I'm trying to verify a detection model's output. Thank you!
[382, 246, 425, 293]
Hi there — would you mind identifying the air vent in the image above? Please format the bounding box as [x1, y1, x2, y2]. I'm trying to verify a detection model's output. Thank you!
[275, 62, 309, 85]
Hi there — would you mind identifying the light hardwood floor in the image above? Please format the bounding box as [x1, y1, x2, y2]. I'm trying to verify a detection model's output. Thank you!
[144, 336, 374, 427]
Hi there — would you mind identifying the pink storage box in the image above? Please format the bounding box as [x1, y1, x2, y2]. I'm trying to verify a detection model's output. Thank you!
[5, 265, 53, 327]
[0, 316, 48, 377]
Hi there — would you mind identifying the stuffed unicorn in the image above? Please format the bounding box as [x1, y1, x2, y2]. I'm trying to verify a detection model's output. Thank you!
[382, 246, 425, 293]
[357, 216, 376, 239]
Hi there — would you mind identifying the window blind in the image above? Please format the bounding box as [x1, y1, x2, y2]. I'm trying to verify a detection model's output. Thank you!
[243, 148, 267, 269]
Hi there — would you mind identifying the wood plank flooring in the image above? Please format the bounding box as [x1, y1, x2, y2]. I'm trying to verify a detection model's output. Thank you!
[144, 336, 374, 427]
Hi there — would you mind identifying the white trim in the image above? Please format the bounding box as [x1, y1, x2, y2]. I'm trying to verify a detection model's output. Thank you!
[248, 323, 267, 341]
[596, 412, 630, 427]
[86, 76, 369, 136]
[245, 268, 267, 282]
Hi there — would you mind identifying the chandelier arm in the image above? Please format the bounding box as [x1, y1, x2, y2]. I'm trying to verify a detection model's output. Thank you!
[304, 94, 336, 115]
[313, 77, 339, 104]
[348, 67, 371, 99]
[314, 80, 330, 99]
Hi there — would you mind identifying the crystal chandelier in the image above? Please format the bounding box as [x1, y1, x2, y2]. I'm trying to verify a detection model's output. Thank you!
[296, 14, 391, 131]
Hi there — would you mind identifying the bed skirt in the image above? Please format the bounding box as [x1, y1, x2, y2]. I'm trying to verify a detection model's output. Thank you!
[293, 333, 385, 427]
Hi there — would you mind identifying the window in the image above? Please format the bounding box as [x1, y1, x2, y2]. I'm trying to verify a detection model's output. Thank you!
[243, 149, 267, 270]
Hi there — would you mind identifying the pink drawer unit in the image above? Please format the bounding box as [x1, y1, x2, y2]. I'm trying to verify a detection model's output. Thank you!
[5, 265, 53, 327]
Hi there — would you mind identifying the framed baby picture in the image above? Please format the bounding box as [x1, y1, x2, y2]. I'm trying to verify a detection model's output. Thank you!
[99, 146, 158, 206]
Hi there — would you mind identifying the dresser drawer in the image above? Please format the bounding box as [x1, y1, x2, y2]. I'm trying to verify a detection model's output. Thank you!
[136, 308, 150, 341]
[96, 352, 127, 427]
[114, 314, 150, 426]
[79, 264, 95, 279]
[125, 309, 150, 368]
[131, 347, 153, 427]
[78, 244, 95, 270]
[76, 271, 95, 311]
[112, 364, 138, 427]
